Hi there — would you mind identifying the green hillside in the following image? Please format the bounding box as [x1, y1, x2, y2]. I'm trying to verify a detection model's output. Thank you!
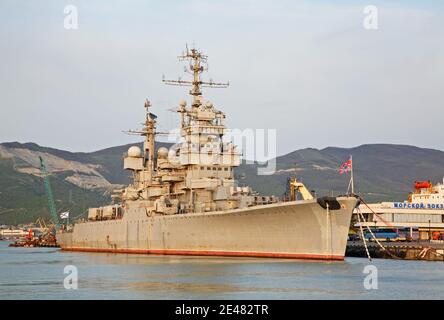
[1, 141, 444, 225]
[0, 158, 109, 225]
[237, 144, 444, 202]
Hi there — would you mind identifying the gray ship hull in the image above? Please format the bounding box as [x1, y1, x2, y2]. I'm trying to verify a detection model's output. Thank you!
[57, 197, 357, 260]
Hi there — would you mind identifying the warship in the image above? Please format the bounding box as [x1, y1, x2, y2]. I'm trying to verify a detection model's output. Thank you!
[57, 47, 358, 260]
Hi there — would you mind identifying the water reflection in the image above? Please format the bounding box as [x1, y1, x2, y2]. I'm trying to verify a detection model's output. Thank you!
[1, 242, 444, 300]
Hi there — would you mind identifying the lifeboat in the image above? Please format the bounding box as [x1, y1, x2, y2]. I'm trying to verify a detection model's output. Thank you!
[414, 181, 432, 189]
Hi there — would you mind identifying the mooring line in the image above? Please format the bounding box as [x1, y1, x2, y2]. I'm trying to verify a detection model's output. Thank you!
[356, 198, 402, 260]
[356, 208, 372, 261]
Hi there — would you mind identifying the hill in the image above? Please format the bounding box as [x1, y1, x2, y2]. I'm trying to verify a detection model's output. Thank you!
[237, 144, 444, 202]
[1, 141, 443, 225]
[0, 141, 167, 225]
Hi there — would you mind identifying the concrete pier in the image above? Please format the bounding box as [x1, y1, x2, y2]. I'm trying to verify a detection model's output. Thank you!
[346, 240, 444, 261]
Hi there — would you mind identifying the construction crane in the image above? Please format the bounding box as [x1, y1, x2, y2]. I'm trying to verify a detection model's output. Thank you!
[39, 156, 60, 229]
[288, 177, 314, 201]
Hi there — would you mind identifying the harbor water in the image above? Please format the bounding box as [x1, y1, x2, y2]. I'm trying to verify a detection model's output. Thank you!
[0, 241, 443, 300]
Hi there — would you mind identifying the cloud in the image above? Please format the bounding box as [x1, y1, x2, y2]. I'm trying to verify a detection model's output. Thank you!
[0, 0, 443, 155]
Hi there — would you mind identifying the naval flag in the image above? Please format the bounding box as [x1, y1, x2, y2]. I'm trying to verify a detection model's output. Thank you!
[339, 158, 352, 174]
[60, 211, 70, 219]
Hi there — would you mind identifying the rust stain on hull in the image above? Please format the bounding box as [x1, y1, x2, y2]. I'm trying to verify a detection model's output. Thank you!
[60, 247, 344, 261]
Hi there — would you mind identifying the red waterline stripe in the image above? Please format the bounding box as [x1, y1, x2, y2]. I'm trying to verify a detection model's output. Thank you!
[60, 247, 344, 261]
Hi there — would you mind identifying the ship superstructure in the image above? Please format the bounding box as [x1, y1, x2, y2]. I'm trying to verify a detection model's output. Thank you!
[409, 180, 444, 208]
[99, 47, 277, 218]
[57, 47, 358, 260]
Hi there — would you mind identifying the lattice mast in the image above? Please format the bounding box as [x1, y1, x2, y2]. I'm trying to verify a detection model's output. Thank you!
[163, 45, 229, 108]
[123, 99, 158, 184]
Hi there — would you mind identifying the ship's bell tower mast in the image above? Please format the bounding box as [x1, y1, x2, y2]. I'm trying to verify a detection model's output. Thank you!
[163, 45, 229, 108]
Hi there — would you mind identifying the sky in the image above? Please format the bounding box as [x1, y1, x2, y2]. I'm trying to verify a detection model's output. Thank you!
[1, 0, 443, 157]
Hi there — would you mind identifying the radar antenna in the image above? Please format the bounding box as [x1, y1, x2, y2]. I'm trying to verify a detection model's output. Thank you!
[163, 45, 229, 107]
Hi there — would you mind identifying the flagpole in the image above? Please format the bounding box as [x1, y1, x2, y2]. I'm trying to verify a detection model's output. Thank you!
[350, 155, 354, 194]
[340, 156, 354, 195]
[347, 174, 352, 194]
